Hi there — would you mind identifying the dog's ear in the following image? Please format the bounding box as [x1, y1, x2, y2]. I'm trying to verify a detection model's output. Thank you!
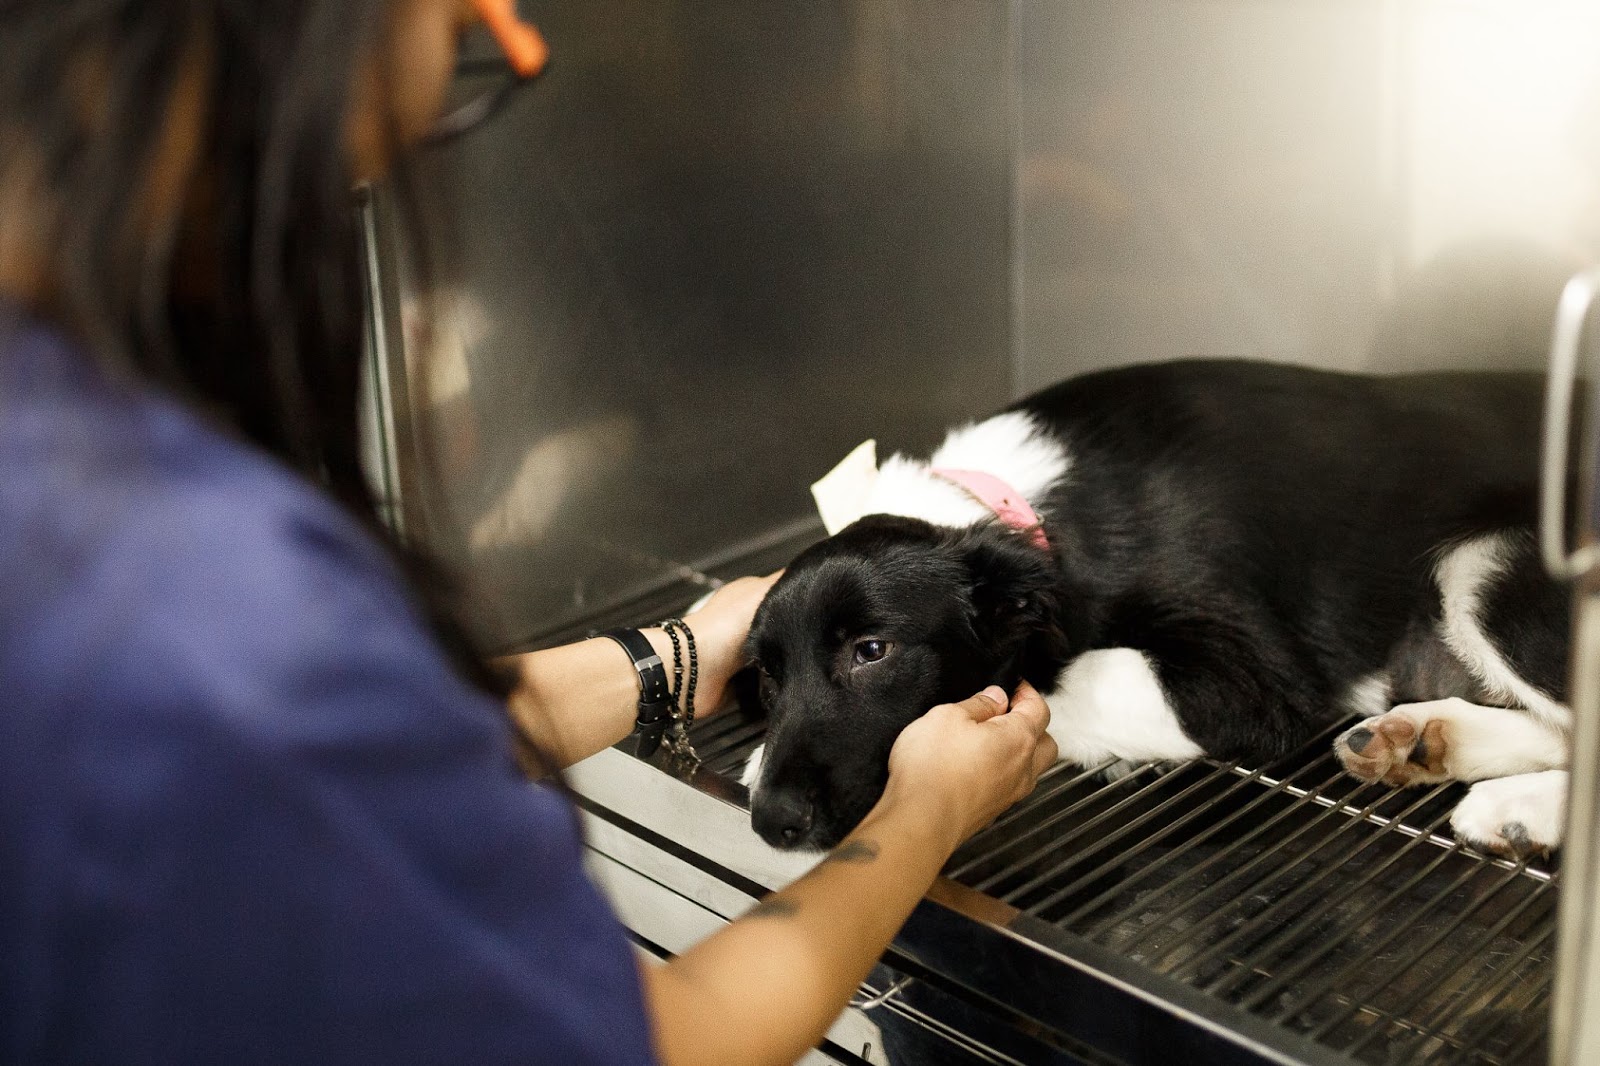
[948, 522, 1066, 658]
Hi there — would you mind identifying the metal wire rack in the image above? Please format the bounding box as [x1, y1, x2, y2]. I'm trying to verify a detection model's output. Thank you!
[684, 711, 1558, 1065]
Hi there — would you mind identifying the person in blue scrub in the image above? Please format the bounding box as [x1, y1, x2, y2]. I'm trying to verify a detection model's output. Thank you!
[0, 2, 1058, 1063]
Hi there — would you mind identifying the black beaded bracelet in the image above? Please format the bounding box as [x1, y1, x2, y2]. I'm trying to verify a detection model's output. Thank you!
[598, 627, 673, 758]
[660, 618, 698, 725]
[659, 617, 700, 761]
[660, 622, 685, 710]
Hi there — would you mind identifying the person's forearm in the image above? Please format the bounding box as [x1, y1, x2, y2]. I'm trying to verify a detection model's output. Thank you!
[642, 785, 961, 1066]
[502, 630, 675, 768]
[501, 576, 774, 770]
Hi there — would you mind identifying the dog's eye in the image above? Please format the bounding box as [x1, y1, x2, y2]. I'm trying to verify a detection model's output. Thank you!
[853, 639, 892, 666]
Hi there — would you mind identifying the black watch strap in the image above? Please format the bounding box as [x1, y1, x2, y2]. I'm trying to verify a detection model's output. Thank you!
[599, 628, 674, 758]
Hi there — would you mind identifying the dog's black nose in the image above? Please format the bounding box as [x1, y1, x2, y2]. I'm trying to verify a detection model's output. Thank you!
[752, 790, 814, 849]
[1344, 727, 1374, 754]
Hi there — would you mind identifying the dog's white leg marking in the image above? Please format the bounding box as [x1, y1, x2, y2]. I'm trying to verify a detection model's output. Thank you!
[1340, 672, 1393, 720]
[1450, 769, 1567, 855]
[740, 743, 765, 795]
[1043, 648, 1203, 767]
[1335, 697, 1568, 785]
[1436, 535, 1570, 730]
[1413, 700, 1567, 777]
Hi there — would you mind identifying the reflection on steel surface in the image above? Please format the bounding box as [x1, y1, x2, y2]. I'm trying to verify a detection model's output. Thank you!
[370, 1, 1600, 649]
[378, 0, 1012, 647]
[1016, 0, 1600, 388]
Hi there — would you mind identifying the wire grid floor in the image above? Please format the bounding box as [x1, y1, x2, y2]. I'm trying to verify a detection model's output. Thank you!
[687, 713, 1558, 1066]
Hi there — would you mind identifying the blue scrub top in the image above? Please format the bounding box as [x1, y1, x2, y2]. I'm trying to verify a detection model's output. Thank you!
[0, 311, 658, 1065]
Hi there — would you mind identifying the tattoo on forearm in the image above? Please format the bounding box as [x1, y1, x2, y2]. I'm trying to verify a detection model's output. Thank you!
[745, 897, 799, 921]
[740, 842, 878, 922]
[825, 839, 880, 866]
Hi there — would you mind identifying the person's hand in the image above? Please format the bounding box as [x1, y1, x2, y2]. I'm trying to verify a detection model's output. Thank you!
[883, 681, 1058, 849]
[676, 572, 781, 716]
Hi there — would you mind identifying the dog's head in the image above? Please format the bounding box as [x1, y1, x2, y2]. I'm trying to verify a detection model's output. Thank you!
[743, 514, 1071, 850]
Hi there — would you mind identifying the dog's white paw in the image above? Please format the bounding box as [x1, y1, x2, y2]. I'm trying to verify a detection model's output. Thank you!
[1449, 770, 1566, 857]
[1334, 699, 1567, 787]
[1334, 707, 1450, 786]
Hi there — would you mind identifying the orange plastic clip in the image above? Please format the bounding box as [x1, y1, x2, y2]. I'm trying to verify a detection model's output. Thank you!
[472, 0, 549, 79]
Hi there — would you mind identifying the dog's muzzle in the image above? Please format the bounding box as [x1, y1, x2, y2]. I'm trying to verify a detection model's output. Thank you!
[751, 787, 815, 849]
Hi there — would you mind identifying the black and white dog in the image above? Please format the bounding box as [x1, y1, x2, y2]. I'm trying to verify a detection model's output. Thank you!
[741, 359, 1571, 856]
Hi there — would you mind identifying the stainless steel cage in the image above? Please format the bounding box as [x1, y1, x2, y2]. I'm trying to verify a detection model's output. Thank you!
[362, 2, 1600, 1062]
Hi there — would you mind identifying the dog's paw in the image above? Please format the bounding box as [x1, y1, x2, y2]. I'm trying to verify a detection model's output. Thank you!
[1449, 771, 1566, 858]
[1334, 708, 1451, 786]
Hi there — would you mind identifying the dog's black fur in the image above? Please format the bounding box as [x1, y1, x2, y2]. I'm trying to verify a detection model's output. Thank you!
[745, 359, 1570, 850]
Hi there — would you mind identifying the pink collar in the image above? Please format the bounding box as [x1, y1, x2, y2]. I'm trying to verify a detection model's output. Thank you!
[930, 467, 1051, 550]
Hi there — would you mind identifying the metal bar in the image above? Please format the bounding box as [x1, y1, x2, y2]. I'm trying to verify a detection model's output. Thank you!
[700, 727, 763, 762]
[955, 721, 1346, 886]
[696, 722, 767, 765]
[947, 757, 1118, 874]
[1468, 984, 1552, 1066]
[704, 752, 762, 779]
[1118, 778, 1395, 962]
[954, 762, 1161, 886]
[1281, 841, 1485, 1029]
[1195, 787, 1458, 996]
[688, 711, 760, 749]
[699, 750, 759, 778]
[1083, 764, 1355, 946]
[1003, 753, 1095, 798]
[705, 748, 765, 778]
[1321, 861, 1538, 1049]
[1193, 787, 1452, 986]
[1553, 593, 1600, 1066]
[998, 761, 1244, 906]
[514, 519, 822, 652]
[974, 763, 1186, 895]
[1394, 892, 1552, 1046]
[1302, 858, 1531, 1040]
[1230, 810, 1463, 1012]
[1342, 876, 1555, 1057]
[1406, 921, 1555, 1065]
[1022, 762, 1277, 919]
[356, 190, 407, 538]
[949, 759, 1145, 878]
[687, 714, 752, 748]
[1232, 718, 1359, 769]
[1062, 758, 1352, 935]
[1539, 265, 1600, 579]
[1227, 766, 1553, 882]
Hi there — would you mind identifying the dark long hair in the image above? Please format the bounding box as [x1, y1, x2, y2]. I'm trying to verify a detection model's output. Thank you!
[0, 2, 536, 753]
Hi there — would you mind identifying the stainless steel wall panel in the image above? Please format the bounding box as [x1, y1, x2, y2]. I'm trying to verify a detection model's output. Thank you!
[386, 1, 1013, 646]
[1016, 0, 1600, 389]
[377, 2, 1600, 648]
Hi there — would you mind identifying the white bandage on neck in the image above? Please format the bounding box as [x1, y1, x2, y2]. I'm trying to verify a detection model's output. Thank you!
[809, 439, 880, 535]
